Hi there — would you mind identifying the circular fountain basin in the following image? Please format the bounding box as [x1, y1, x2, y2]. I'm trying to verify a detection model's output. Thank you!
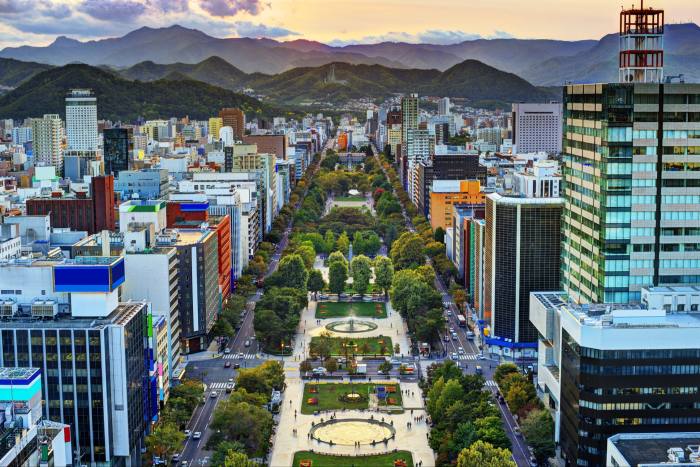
[325, 319, 378, 333]
[310, 418, 395, 446]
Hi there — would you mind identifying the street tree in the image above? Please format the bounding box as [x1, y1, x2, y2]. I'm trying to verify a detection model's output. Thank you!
[277, 254, 309, 291]
[146, 422, 185, 462]
[336, 231, 350, 255]
[374, 256, 394, 298]
[324, 230, 336, 253]
[328, 260, 348, 296]
[521, 409, 556, 465]
[324, 357, 338, 375]
[295, 243, 316, 270]
[224, 450, 257, 467]
[456, 441, 516, 467]
[307, 269, 326, 299]
[350, 255, 372, 296]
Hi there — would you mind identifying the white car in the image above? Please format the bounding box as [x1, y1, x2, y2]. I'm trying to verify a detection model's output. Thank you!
[210, 391, 218, 398]
[458, 346, 465, 354]
[192, 432, 202, 440]
[184, 430, 191, 438]
[451, 352, 459, 360]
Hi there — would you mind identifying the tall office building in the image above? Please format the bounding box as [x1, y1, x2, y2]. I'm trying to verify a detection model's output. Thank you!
[103, 127, 133, 176]
[219, 108, 245, 140]
[65, 89, 98, 151]
[561, 82, 700, 305]
[438, 97, 451, 116]
[530, 290, 700, 467]
[511, 103, 563, 154]
[31, 114, 63, 169]
[484, 193, 562, 358]
[401, 93, 419, 145]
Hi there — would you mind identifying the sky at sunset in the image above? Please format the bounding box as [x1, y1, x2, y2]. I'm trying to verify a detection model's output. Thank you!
[0, 0, 697, 48]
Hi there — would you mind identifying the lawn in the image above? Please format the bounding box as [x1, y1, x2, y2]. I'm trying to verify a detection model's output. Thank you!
[310, 336, 393, 356]
[293, 451, 413, 467]
[334, 196, 367, 202]
[301, 382, 403, 414]
[316, 301, 387, 319]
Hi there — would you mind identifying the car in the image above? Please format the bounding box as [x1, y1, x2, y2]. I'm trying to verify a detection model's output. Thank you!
[390, 358, 401, 365]
[449, 327, 455, 333]
[233, 363, 240, 369]
[192, 432, 202, 440]
[181, 461, 189, 467]
[478, 354, 486, 360]
[377, 368, 388, 375]
[237, 353, 244, 359]
[443, 335, 450, 342]
[172, 453, 180, 462]
[458, 346, 465, 354]
[228, 377, 234, 383]
[451, 352, 459, 360]
[184, 430, 191, 438]
[466, 331, 475, 340]
[319, 294, 329, 300]
[210, 391, 218, 398]
[244, 340, 251, 347]
[224, 348, 231, 354]
[312, 367, 327, 375]
[224, 362, 231, 368]
[514, 427, 522, 436]
[446, 310, 452, 316]
[475, 365, 483, 375]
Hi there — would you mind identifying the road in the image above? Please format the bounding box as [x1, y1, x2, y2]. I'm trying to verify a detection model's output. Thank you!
[371, 143, 531, 467]
[177, 138, 334, 466]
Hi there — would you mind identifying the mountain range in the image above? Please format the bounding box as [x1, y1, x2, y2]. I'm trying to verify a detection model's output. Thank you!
[0, 64, 266, 121]
[0, 57, 556, 116]
[2, 23, 700, 84]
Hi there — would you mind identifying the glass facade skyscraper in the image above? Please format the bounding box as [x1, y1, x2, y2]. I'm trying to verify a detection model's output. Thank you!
[561, 83, 700, 304]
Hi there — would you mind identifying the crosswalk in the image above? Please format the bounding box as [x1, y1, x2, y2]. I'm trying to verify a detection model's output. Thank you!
[485, 380, 498, 388]
[451, 354, 479, 360]
[209, 382, 233, 390]
[223, 353, 257, 360]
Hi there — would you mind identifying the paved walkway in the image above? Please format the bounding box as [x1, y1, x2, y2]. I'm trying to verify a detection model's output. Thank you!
[270, 293, 434, 466]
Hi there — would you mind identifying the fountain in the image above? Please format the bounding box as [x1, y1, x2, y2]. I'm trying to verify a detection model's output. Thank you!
[326, 317, 378, 333]
[309, 418, 395, 446]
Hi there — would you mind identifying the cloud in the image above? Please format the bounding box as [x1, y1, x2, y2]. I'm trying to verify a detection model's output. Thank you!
[233, 21, 298, 38]
[42, 2, 72, 19]
[198, 0, 266, 17]
[150, 0, 189, 13]
[81, 0, 146, 21]
[330, 29, 517, 46]
[0, 0, 31, 15]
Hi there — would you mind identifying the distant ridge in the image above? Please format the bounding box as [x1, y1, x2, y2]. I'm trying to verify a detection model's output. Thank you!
[1, 23, 699, 83]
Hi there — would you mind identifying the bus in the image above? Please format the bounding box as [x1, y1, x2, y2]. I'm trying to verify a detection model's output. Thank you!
[457, 314, 467, 328]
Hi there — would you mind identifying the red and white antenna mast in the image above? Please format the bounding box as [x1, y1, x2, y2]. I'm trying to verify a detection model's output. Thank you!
[619, 1, 664, 83]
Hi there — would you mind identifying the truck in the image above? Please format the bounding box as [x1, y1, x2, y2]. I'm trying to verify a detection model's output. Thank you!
[355, 363, 367, 375]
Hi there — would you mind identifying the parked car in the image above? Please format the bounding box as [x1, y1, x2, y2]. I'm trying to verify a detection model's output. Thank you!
[390, 358, 401, 365]
[312, 367, 327, 375]
[466, 331, 475, 340]
[451, 352, 459, 360]
[184, 430, 191, 438]
[458, 346, 465, 354]
[443, 335, 450, 342]
[233, 363, 240, 369]
[475, 365, 483, 375]
[224, 348, 231, 354]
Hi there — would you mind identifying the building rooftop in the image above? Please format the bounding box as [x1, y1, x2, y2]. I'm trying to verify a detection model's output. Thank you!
[533, 291, 700, 329]
[609, 432, 700, 466]
[120, 199, 167, 212]
[0, 301, 146, 330]
[0, 367, 40, 384]
[487, 192, 563, 205]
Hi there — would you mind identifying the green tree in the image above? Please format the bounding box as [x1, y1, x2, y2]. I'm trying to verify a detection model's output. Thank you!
[324, 230, 336, 253]
[456, 441, 516, 467]
[424, 241, 446, 258]
[211, 317, 235, 339]
[300, 359, 313, 373]
[374, 256, 394, 298]
[328, 260, 348, 296]
[505, 382, 532, 416]
[211, 441, 246, 467]
[350, 255, 372, 296]
[210, 400, 273, 456]
[390, 232, 425, 270]
[475, 416, 511, 450]
[336, 231, 350, 255]
[328, 250, 347, 267]
[494, 363, 520, 387]
[378, 360, 392, 374]
[310, 330, 333, 360]
[146, 422, 185, 462]
[277, 254, 309, 291]
[295, 243, 316, 270]
[324, 357, 338, 375]
[521, 409, 556, 465]
[307, 269, 326, 299]
[434, 226, 446, 243]
[224, 450, 256, 467]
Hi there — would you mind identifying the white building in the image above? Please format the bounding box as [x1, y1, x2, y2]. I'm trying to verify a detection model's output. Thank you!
[511, 103, 562, 155]
[0, 224, 21, 259]
[512, 159, 561, 198]
[438, 97, 451, 116]
[11, 126, 32, 145]
[65, 89, 98, 151]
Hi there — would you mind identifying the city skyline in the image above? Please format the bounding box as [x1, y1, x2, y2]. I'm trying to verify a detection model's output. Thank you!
[0, 0, 698, 48]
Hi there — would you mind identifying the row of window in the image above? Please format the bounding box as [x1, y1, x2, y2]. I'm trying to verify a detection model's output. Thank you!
[580, 401, 700, 411]
[582, 364, 700, 375]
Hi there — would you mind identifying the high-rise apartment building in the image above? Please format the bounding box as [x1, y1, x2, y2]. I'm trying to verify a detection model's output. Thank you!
[561, 82, 700, 304]
[208, 117, 223, 142]
[219, 108, 245, 140]
[401, 93, 419, 145]
[65, 89, 98, 151]
[31, 114, 63, 169]
[438, 97, 451, 116]
[512, 103, 563, 154]
[484, 193, 562, 357]
[103, 127, 133, 176]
